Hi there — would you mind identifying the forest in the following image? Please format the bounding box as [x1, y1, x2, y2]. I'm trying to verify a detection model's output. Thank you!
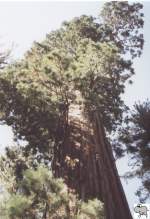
[0, 2, 149, 219]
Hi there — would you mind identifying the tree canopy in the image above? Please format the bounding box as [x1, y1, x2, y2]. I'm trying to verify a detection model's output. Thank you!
[0, 2, 144, 159]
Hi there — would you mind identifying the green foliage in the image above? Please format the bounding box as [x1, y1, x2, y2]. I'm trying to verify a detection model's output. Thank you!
[7, 195, 32, 218]
[101, 2, 144, 58]
[118, 101, 150, 202]
[0, 3, 144, 163]
[1, 165, 104, 219]
[80, 199, 104, 218]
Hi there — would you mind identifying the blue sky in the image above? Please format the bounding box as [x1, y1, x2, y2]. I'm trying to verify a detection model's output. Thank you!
[0, 1, 150, 214]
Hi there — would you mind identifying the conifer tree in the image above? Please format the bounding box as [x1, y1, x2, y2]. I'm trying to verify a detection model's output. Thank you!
[118, 101, 150, 202]
[0, 2, 144, 219]
[0, 161, 104, 219]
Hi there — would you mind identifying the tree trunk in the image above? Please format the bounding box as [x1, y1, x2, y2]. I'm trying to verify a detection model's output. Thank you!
[52, 92, 133, 219]
[92, 112, 132, 219]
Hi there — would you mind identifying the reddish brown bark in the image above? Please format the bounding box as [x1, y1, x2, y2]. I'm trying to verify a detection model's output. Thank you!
[92, 112, 132, 219]
[52, 101, 132, 219]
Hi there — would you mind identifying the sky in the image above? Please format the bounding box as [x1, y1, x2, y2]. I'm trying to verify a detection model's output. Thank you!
[0, 1, 150, 215]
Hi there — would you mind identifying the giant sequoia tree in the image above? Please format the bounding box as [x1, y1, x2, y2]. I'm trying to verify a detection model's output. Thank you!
[0, 2, 144, 219]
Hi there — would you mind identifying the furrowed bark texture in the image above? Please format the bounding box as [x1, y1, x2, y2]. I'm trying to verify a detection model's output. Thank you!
[92, 112, 132, 219]
[53, 94, 133, 219]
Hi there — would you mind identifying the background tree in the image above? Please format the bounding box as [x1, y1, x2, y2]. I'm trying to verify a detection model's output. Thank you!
[118, 100, 150, 202]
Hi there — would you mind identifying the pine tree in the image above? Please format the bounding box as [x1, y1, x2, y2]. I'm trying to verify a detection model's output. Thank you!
[0, 162, 104, 219]
[118, 101, 150, 202]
